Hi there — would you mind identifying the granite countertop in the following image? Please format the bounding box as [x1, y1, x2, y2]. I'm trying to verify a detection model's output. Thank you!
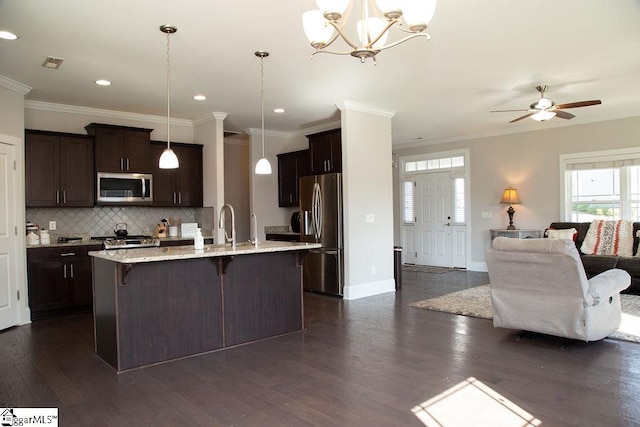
[264, 225, 299, 236]
[26, 234, 214, 249]
[89, 241, 321, 264]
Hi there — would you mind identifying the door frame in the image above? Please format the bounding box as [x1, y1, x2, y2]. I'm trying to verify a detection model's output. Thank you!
[0, 133, 30, 328]
[398, 149, 470, 269]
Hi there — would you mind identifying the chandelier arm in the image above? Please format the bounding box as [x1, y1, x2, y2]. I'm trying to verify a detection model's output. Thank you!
[325, 20, 360, 50]
[395, 25, 428, 35]
[310, 49, 357, 58]
[376, 32, 431, 51]
[366, 19, 399, 48]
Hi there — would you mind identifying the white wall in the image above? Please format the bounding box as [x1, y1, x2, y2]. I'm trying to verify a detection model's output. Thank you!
[394, 115, 640, 271]
[248, 128, 307, 241]
[0, 82, 29, 325]
[224, 135, 250, 241]
[339, 102, 396, 300]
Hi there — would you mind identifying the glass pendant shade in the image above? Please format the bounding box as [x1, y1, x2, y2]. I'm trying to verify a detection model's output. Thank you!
[255, 157, 272, 175]
[401, 0, 437, 32]
[375, 0, 402, 19]
[316, 0, 349, 19]
[531, 110, 556, 121]
[535, 97, 553, 109]
[357, 17, 389, 48]
[159, 147, 179, 169]
[303, 10, 334, 47]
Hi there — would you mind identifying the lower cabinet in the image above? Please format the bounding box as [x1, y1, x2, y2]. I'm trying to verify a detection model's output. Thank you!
[27, 245, 101, 320]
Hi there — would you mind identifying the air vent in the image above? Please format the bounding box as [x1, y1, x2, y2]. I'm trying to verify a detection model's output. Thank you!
[42, 56, 64, 69]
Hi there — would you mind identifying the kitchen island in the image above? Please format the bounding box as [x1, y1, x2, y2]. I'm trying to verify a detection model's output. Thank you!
[90, 241, 320, 372]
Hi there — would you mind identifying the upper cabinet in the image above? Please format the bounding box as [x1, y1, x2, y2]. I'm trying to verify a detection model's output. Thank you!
[277, 149, 309, 207]
[26, 130, 94, 207]
[308, 129, 341, 175]
[151, 142, 203, 207]
[85, 123, 152, 173]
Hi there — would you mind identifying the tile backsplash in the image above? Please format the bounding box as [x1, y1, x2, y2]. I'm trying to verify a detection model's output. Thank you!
[26, 206, 215, 237]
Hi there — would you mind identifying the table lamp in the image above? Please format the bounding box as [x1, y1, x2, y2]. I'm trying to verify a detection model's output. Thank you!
[500, 187, 521, 230]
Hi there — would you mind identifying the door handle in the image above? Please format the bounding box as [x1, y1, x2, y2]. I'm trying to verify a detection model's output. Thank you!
[56, 190, 60, 204]
[63, 264, 67, 279]
[62, 190, 66, 204]
[70, 264, 74, 279]
[178, 192, 181, 204]
[126, 158, 130, 171]
[120, 158, 124, 171]
[445, 223, 451, 226]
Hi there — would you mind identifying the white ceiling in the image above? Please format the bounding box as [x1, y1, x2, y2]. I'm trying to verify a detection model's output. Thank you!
[1, 1, 639, 146]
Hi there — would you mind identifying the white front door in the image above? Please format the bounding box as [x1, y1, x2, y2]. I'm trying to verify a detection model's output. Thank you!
[0, 142, 19, 330]
[415, 172, 453, 267]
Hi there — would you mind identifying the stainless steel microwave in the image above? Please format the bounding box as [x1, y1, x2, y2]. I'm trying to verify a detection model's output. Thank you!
[96, 172, 153, 204]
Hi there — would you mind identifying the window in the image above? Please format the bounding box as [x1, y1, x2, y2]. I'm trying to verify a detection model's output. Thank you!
[402, 181, 414, 224]
[404, 155, 464, 174]
[453, 177, 465, 224]
[561, 149, 640, 221]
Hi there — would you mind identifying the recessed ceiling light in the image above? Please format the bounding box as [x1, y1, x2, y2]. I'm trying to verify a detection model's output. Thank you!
[0, 31, 18, 40]
[41, 56, 64, 69]
[95, 79, 112, 86]
[193, 95, 206, 101]
[274, 108, 285, 113]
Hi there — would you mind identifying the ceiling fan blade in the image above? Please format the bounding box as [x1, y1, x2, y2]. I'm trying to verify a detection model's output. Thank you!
[554, 110, 575, 120]
[509, 112, 534, 123]
[490, 109, 530, 113]
[554, 100, 601, 109]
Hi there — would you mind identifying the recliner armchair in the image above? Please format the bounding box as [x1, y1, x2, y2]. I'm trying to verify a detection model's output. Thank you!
[486, 237, 630, 341]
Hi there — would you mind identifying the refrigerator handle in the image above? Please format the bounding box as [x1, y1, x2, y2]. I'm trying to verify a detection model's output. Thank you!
[313, 182, 322, 240]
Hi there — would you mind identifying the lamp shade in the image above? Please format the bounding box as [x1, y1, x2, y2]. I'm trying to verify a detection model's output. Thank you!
[500, 187, 520, 205]
[401, 0, 437, 32]
[531, 110, 556, 121]
[357, 17, 389, 48]
[159, 147, 179, 169]
[303, 10, 334, 47]
[255, 157, 272, 175]
[316, 0, 349, 18]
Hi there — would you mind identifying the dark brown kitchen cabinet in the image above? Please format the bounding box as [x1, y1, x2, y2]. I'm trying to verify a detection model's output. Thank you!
[151, 141, 203, 207]
[25, 130, 94, 207]
[86, 123, 152, 173]
[277, 149, 309, 207]
[27, 245, 101, 320]
[308, 129, 341, 175]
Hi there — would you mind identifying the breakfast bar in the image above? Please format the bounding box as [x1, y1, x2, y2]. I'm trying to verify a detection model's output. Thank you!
[90, 241, 320, 372]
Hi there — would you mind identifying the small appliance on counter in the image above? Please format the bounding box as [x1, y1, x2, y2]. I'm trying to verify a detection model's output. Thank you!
[290, 212, 301, 233]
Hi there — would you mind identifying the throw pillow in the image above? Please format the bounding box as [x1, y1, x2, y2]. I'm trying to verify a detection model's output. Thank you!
[581, 220, 634, 257]
[545, 228, 577, 240]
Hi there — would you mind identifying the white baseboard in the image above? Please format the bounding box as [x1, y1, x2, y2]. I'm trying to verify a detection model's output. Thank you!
[343, 278, 396, 300]
[467, 261, 488, 272]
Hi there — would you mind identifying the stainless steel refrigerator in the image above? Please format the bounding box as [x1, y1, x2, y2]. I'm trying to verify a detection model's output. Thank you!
[299, 173, 344, 296]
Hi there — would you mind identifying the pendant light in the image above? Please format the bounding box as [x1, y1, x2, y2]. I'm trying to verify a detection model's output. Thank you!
[159, 24, 179, 169]
[254, 50, 272, 175]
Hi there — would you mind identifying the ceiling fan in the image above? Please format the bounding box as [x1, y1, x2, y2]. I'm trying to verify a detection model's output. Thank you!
[491, 85, 602, 123]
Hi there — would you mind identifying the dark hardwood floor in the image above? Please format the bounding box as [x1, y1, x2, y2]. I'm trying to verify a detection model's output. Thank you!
[2, 269, 640, 426]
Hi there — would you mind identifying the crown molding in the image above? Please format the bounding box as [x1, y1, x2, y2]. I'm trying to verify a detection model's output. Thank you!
[289, 120, 342, 138]
[0, 75, 32, 96]
[24, 100, 193, 127]
[245, 127, 294, 139]
[192, 111, 228, 126]
[336, 101, 396, 118]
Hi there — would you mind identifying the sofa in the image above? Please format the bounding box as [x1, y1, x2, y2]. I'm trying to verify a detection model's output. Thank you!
[487, 237, 630, 341]
[548, 222, 640, 295]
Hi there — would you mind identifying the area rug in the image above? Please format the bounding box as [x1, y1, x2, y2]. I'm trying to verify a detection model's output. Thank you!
[410, 285, 640, 343]
[402, 265, 454, 274]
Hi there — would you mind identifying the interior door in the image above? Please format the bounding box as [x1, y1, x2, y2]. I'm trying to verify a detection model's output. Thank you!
[0, 142, 19, 330]
[415, 172, 453, 267]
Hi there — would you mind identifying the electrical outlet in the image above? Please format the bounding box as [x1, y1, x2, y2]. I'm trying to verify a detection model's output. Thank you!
[49, 221, 56, 230]
[366, 214, 375, 223]
[371, 266, 376, 275]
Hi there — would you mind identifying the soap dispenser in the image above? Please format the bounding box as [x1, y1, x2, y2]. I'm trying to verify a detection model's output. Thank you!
[194, 228, 204, 250]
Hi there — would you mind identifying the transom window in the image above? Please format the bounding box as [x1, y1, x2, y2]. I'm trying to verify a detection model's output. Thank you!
[404, 156, 464, 173]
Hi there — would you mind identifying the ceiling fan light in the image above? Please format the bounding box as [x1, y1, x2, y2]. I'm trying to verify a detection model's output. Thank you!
[536, 97, 553, 109]
[159, 147, 179, 169]
[303, 10, 334, 48]
[255, 157, 272, 175]
[531, 110, 556, 121]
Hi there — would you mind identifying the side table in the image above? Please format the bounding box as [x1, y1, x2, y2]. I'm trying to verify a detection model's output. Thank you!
[490, 229, 542, 245]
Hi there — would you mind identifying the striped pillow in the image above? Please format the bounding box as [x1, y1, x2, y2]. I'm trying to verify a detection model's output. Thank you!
[581, 220, 634, 257]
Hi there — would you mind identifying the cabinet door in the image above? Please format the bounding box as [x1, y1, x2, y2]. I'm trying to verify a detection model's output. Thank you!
[60, 136, 94, 206]
[151, 142, 176, 206]
[278, 153, 298, 207]
[28, 260, 69, 314]
[308, 129, 341, 174]
[71, 249, 97, 307]
[93, 126, 124, 172]
[124, 130, 151, 173]
[25, 132, 60, 207]
[174, 144, 203, 207]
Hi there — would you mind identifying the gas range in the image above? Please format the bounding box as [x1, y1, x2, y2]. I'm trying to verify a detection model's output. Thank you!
[92, 235, 160, 250]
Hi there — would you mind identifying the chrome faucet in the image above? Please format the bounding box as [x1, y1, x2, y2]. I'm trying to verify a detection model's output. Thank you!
[219, 204, 236, 249]
[251, 213, 259, 248]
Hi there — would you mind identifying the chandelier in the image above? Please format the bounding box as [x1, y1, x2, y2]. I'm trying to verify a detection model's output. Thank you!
[302, 0, 437, 63]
